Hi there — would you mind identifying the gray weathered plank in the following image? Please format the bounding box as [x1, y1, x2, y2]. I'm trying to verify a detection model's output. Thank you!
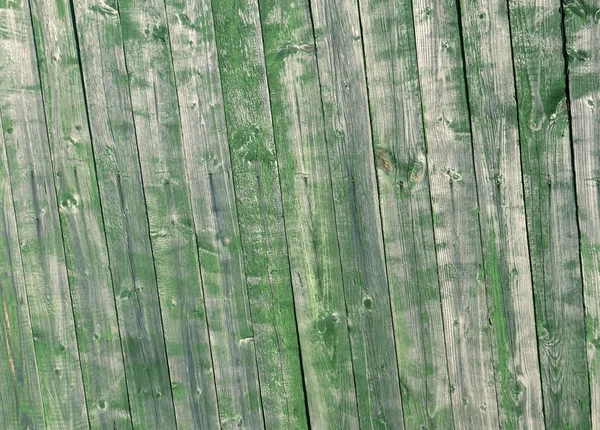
[411, 0, 500, 426]
[69, 0, 178, 427]
[164, 0, 265, 427]
[115, 0, 221, 427]
[507, 0, 592, 426]
[28, 0, 133, 426]
[0, 1, 89, 427]
[563, 0, 600, 426]
[210, 0, 309, 427]
[0, 111, 46, 430]
[458, 0, 545, 427]
[356, 0, 453, 427]
[258, 0, 359, 427]
[307, 0, 405, 427]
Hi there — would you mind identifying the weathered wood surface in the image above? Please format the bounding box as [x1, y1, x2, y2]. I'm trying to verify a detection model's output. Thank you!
[307, 0, 405, 427]
[258, 0, 359, 427]
[411, 0, 499, 427]
[563, 0, 600, 426]
[115, 0, 220, 427]
[211, 0, 308, 428]
[508, 0, 591, 427]
[0, 113, 45, 429]
[0, 1, 89, 427]
[458, 0, 545, 427]
[69, 0, 178, 427]
[164, 0, 264, 427]
[357, 0, 453, 427]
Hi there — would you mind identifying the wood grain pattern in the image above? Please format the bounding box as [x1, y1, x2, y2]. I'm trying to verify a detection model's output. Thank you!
[259, 0, 359, 427]
[411, 0, 500, 426]
[69, 0, 178, 426]
[356, 0, 453, 427]
[508, 0, 591, 426]
[164, 0, 264, 427]
[563, 0, 600, 426]
[458, 0, 545, 427]
[0, 1, 89, 427]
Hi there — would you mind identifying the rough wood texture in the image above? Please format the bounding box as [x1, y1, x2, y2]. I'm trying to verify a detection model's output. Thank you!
[508, 0, 591, 427]
[164, 0, 264, 427]
[258, 0, 359, 427]
[0, 1, 89, 427]
[69, 0, 178, 427]
[307, 0, 405, 427]
[563, 0, 600, 426]
[28, 0, 133, 426]
[0, 114, 45, 430]
[115, 0, 220, 427]
[356, 0, 453, 427]
[458, 0, 545, 427]
[210, 0, 308, 428]
[411, 0, 499, 427]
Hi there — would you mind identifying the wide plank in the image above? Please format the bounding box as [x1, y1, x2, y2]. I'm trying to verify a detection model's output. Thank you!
[0, 1, 89, 427]
[508, 0, 591, 426]
[411, 0, 500, 426]
[258, 0, 359, 427]
[210, 0, 308, 427]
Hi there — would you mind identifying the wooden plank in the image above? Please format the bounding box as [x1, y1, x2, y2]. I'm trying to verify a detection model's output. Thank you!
[164, 0, 264, 427]
[258, 0, 359, 427]
[563, 0, 600, 426]
[0, 1, 89, 427]
[68, 1, 178, 427]
[356, 0, 453, 427]
[410, 0, 500, 427]
[457, 0, 545, 427]
[307, 0, 405, 426]
[28, 0, 133, 426]
[114, 0, 221, 427]
[210, 0, 308, 427]
[0, 112, 46, 429]
[507, 0, 592, 426]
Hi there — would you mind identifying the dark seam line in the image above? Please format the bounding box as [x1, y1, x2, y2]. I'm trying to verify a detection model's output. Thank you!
[68, 1, 135, 427]
[505, 0, 548, 423]
[25, 0, 92, 427]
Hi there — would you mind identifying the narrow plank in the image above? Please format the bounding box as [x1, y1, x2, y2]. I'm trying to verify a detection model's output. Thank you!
[164, 0, 265, 427]
[563, 0, 600, 426]
[115, 0, 221, 427]
[410, 0, 500, 426]
[258, 0, 359, 427]
[507, 0, 592, 426]
[307, 0, 405, 426]
[457, 0, 545, 427]
[68, 1, 178, 427]
[0, 114, 46, 429]
[28, 0, 133, 426]
[0, 1, 89, 427]
[210, 0, 308, 427]
[356, 0, 453, 426]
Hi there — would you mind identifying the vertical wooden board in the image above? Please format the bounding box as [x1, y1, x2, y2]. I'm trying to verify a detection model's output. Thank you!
[411, 0, 500, 427]
[28, 0, 132, 426]
[210, 0, 308, 428]
[0, 1, 89, 427]
[68, 1, 178, 427]
[115, 0, 221, 427]
[258, 0, 359, 427]
[0, 117, 45, 429]
[458, 0, 545, 427]
[563, 0, 600, 426]
[356, 0, 453, 427]
[164, 0, 265, 428]
[507, 0, 591, 426]
[307, 0, 405, 426]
